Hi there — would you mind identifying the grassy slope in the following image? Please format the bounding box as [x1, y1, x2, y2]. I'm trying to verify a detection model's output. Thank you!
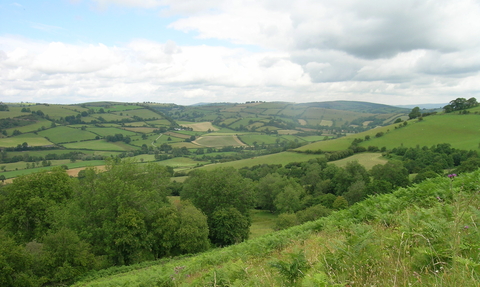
[74, 169, 480, 287]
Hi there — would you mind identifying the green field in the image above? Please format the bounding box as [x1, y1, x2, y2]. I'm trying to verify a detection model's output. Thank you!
[195, 135, 243, 147]
[0, 160, 105, 179]
[200, 152, 325, 171]
[249, 210, 277, 239]
[0, 133, 53, 147]
[38, 126, 98, 143]
[122, 109, 161, 119]
[87, 127, 137, 137]
[238, 134, 280, 145]
[330, 152, 388, 170]
[357, 114, 480, 150]
[63, 140, 136, 151]
[5, 119, 53, 134]
[0, 108, 26, 119]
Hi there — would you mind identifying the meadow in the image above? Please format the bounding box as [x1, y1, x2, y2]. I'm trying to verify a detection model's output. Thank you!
[86, 127, 138, 137]
[358, 113, 480, 150]
[195, 135, 245, 147]
[0, 133, 53, 147]
[62, 140, 136, 151]
[38, 126, 97, 143]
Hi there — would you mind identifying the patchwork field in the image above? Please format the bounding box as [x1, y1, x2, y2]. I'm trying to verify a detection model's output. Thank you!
[0, 133, 53, 147]
[39, 126, 98, 143]
[178, 121, 218, 131]
[62, 140, 136, 151]
[195, 135, 245, 147]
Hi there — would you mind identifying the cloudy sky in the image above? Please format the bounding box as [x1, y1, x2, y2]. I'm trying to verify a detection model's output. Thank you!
[1, 0, 480, 105]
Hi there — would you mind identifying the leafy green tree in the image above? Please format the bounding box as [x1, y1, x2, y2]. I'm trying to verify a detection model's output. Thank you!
[332, 196, 348, 210]
[209, 207, 250, 246]
[370, 161, 409, 189]
[296, 204, 331, 224]
[182, 167, 254, 218]
[0, 167, 73, 243]
[275, 213, 298, 231]
[175, 202, 210, 254]
[0, 231, 37, 287]
[274, 184, 304, 214]
[149, 202, 209, 257]
[408, 107, 421, 119]
[41, 228, 96, 283]
[256, 173, 286, 212]
[182, 167, 254, 246]
[70, 159, 171, 264]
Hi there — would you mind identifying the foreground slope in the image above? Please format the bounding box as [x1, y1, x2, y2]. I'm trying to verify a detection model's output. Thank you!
[74, 169, 480, 286]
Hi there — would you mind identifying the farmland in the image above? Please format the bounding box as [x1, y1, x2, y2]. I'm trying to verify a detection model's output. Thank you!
[2, 100, 473, 180]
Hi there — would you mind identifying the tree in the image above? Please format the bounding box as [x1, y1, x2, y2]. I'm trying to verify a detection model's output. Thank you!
[181, 167, 255, 245]
[41, 228, 96, 283]
[332, 196, 348, 210]
[409, 107, 421, 119]
[209, 207, 250, 246]
[70, 159, 171, 264]
[0, 167, 74, 243]
[0, 231, 37, 287]
[370, 161, 409, 189]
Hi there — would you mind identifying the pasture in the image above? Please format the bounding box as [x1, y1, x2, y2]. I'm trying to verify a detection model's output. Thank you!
[194, 135, 245, 147]
[237, 134, 280, 145]
[0, 133, 53, 147]
[358, 114, 480, 150]
[87, 127, 137, 137]
[5, 119, 52, 135]
[331, 152, 388, 170]
[249, 210, 277, 239]
[63, 140, 136, 151]
[200, 152, 325, 170]
[177, 121, 218, 131]
[39, 126, 97, 143]
[123, 109, 161, 119]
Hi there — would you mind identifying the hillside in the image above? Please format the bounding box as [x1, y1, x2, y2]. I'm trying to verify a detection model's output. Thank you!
[73, 169, 480, 286]
[0, 100, 408, 180]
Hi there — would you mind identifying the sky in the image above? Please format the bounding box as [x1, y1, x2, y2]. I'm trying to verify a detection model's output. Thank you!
[1, 0, 480, 106]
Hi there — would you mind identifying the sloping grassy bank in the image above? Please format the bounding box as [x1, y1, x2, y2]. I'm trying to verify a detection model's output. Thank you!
[74, 170, 480, 286]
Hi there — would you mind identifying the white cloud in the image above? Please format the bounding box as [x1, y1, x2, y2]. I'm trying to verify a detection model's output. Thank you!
[2, 0, 480, 105]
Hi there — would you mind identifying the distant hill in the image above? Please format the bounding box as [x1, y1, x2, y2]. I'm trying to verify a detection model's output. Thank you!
[298, 100, 409, 114]
[395, 103, 447, 109]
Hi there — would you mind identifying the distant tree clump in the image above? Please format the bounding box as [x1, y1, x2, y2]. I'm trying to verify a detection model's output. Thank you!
[444, 97, 478, 112]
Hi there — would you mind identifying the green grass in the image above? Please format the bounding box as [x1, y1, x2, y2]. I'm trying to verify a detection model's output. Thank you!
[200, 152, 325, 170]
[5, 119, 53, 134]
[0, 107, 26, 119]
[0, 133, 53, 147]
[358, 114, 480, 150]
[238, 134, 282, 145]
[0, 160, 105, 178]
[330, 152, 388, 170]
[145, 119, 171, 126]
[63, 140, 137, 151]
[122, 109, 161, 119]
[250, 210, 277, 239]
[155, 157, 209, 169]
[73, 169, 480, 287]
[195, 135, 243, 147]
[38, 126, 97, 143]
[87, 127, 138, 137]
